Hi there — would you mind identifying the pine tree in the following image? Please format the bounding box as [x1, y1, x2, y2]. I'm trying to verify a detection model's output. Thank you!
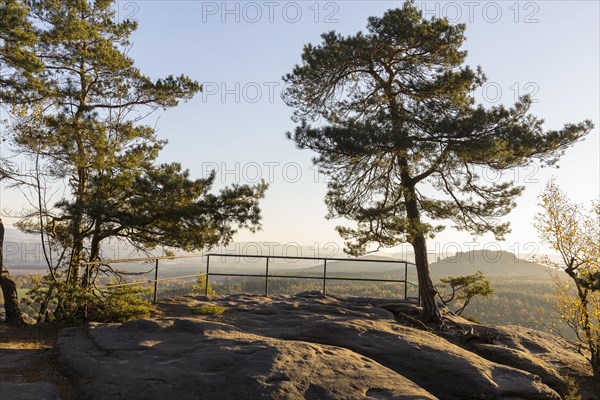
[4, 0, 267, 321]
[283, 2, 593, 321]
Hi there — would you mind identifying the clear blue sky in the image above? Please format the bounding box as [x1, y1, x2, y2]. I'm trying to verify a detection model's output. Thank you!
[2, 1, 599, 260]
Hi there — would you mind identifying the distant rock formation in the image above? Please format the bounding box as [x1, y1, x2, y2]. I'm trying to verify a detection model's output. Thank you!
[57, 293, 597, 399]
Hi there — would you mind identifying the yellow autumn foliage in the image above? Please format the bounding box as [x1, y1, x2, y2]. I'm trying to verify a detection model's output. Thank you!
[535, 179, 599, 377]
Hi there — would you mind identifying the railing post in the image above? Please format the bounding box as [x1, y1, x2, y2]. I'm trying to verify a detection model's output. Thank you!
[264, 257, 269, 296]
[153, 259, 159, 304]
[205, 254, 211, 296]
[322, 259, 327, 297]
[404, 262, 408, 300]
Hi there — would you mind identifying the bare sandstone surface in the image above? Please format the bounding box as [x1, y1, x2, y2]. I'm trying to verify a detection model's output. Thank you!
[57, 318, 433, 400]
[56, 293, 595, 399]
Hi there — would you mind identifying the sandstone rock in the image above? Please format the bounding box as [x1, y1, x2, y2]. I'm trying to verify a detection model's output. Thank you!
[179, 295, 561, 399]
[0, 347, 62, 399]
[446, 322, 596, 399]
[57, 318, 435, 400]
[56, 294, 593, 399]
[0, 382, 60, 400]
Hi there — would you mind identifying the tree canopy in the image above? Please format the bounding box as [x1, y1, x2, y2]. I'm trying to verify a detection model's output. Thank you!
[283, 1, 593, 321]
[0, 0, 43, 102]
[1, 0, 267, 322]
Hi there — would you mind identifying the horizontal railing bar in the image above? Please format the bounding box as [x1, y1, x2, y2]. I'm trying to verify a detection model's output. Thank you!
[206, 272, 269, 279]
[151, 274, 199, 283]
[81, 255, 206, 266]
[81, 253, 416, 266]
[95, 274, 199, 289]
[207, 272, 409, 283]
[208, 253, 416, 264]
[96, 274, 418, 289]
[96, 280, 154, 289]
[308, 276, 408, 283]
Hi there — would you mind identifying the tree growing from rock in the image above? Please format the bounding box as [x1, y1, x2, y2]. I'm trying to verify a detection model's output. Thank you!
[535, 180, 599, 379]
[437, 271, 494, 316]
[3, 0, 267, 322]
[283, 2, 594, 321]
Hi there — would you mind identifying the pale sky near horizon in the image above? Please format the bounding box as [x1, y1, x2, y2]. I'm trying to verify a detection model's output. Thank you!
[1, 0, 599, 261]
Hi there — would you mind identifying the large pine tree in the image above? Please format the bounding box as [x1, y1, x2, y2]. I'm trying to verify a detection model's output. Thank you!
[283, 2, 593, 321]
[3, 0, 267, 321]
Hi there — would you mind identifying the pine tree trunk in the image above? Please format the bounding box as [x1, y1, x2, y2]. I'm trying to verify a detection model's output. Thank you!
[411, 233, 442, 322]
[404, 187, 442, 323]
[68, 226, 83, 285]
[82, 228, 101, 288]
[0, 219, 25, 326]
[67, 164, 86, 286]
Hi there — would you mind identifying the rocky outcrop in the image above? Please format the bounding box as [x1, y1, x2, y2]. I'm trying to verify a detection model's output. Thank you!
[57, 319, 434, 400]
[56, 293, 595, 399]
[441, 321, 597, 399]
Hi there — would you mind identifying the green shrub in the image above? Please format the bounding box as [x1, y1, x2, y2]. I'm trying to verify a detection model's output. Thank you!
[191, 305, 227, 315]
[91, 285, 152, 323]
[24, 274, 151, 324]
[191, 273, 216, 296]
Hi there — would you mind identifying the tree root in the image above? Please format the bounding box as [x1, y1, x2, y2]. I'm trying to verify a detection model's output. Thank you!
[393, 311, 433, 332]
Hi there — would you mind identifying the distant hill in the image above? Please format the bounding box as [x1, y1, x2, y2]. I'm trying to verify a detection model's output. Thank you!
[428, 250, 557, 280]
[293, 255, 407, 276]
[1, 229, 560, 283]
[292, 249, 557, 281]
[2, 228, 47, 273]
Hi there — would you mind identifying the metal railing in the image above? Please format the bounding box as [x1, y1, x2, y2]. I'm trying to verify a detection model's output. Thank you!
[81, 253, 419, 304]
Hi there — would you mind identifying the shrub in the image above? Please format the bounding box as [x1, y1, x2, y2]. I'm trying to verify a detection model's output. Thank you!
[191, 273, 216, 296]
[24, 274, 151, 324]
[191, 305, 227, 315]
[91, 285, 152, 323]
[437, 271, 494, 316]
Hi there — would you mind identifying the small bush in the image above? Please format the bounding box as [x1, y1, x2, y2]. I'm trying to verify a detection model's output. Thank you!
[191, 305, 227, 315]
[92, 285, 152, 323]
[25, 274, 151, 324]
[437, 271, 494, 315]
[191, 274, 216, 296]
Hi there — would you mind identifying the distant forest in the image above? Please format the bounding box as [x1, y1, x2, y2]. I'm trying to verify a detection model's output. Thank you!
[4, 250, 570, 338]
